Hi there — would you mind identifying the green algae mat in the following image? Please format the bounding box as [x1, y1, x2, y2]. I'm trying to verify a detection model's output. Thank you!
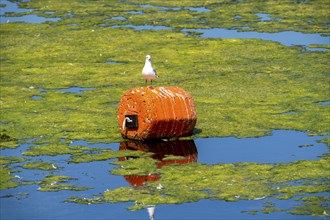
[1, 0, 330, 218]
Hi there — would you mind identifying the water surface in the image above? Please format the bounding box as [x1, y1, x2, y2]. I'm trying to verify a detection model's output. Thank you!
[1, 130, 328, 220]
[1, 1, 329, 219]
[57, 87, 95, 94]
[1, 0, 328, 50]
[196, 130, 327, 164]
[0, 0, 60, 23]
[182, 28, 330, 48]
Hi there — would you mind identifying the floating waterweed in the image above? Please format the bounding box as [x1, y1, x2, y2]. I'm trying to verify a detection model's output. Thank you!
[0, 0, 329, 218]
[22, 161, 58, 170]
[111, 157, 159, 176]
[22, 144, 90, 156]
[38, 175, 90, 192]
[0, 133, 18, 149]
[0, 156, 26, 189]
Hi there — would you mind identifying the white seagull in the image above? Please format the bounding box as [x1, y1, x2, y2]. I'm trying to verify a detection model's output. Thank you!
[142, 55, 158, 84]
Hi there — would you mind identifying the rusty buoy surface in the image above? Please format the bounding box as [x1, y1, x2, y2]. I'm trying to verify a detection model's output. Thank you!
[117, 86, 197, 140]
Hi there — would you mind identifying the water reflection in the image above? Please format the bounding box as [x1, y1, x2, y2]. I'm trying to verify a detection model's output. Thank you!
[118, 140, 197, 187]
[118, 140, 197, 220]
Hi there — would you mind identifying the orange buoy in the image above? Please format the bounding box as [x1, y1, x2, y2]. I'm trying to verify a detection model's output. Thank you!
[117, 86, 197, 140]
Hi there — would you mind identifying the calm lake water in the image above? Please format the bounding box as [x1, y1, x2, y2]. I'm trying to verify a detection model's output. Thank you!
[1, 130, 328, 220]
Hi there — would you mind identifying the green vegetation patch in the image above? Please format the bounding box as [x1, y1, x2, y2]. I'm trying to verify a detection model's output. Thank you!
[69, 158, 330, 216]
[0, 133, 18, 149]
[22, 161, 58, 170]
[0, 156, 25, 167]
[21, 141, 153, 163]
[1, 23, 329, 143]
[69, 149, 152, 163]
[22, 144, 91, 156]
[65, 196, 104, 205]
[111, 157, 158, 176]
[162, 154, 186, 161]
[291, 196, 330, 217]
[38, 175, 90, 192]
[308, 44, 330, 49]
[18, 0, 330, 35]
[0, 169, 20, 190]
[0, 156, 26, 190]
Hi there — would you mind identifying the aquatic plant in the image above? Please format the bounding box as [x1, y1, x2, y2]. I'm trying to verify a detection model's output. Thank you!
[17, 0, 330, 35]
[0, 0, 329, 218]
[22, 161, 58, 170]
[38, 175, 90, 192]
[0, 133, 18, 149]
[0, 156, 25, 190]
[68, 158, 330, 216]
[1, 23, 329, 143]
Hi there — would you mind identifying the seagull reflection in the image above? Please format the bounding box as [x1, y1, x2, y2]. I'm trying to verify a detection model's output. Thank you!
[118, 140, 198, 220]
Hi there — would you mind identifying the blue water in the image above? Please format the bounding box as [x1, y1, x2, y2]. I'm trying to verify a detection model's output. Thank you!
[105, 60, 128, 65]
[0, 14, 61, 23]
[256, 13, 274, 21]
[196, 130, 327, 164]
[57, 87, 95, 94]
[31, 95, 42, 100]
[0, 130, 328, 220]
[186, 7, 211, 13]
[0, 0, 30, 15]
[127, 10, 144, 15]
[182, 28, 330, 48]
[317, 100, 330, 105]
[109, 16, 126, 21]
[1, 0, 328, 50]
[0, 0, 60, 23]
[139, 4, 181, 12]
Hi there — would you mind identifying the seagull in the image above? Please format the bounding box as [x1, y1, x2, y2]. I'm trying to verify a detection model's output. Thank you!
[142, 55, 158, 84]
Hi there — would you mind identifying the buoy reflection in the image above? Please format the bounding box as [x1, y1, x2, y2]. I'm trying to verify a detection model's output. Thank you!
[118, 140, 198, 187]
